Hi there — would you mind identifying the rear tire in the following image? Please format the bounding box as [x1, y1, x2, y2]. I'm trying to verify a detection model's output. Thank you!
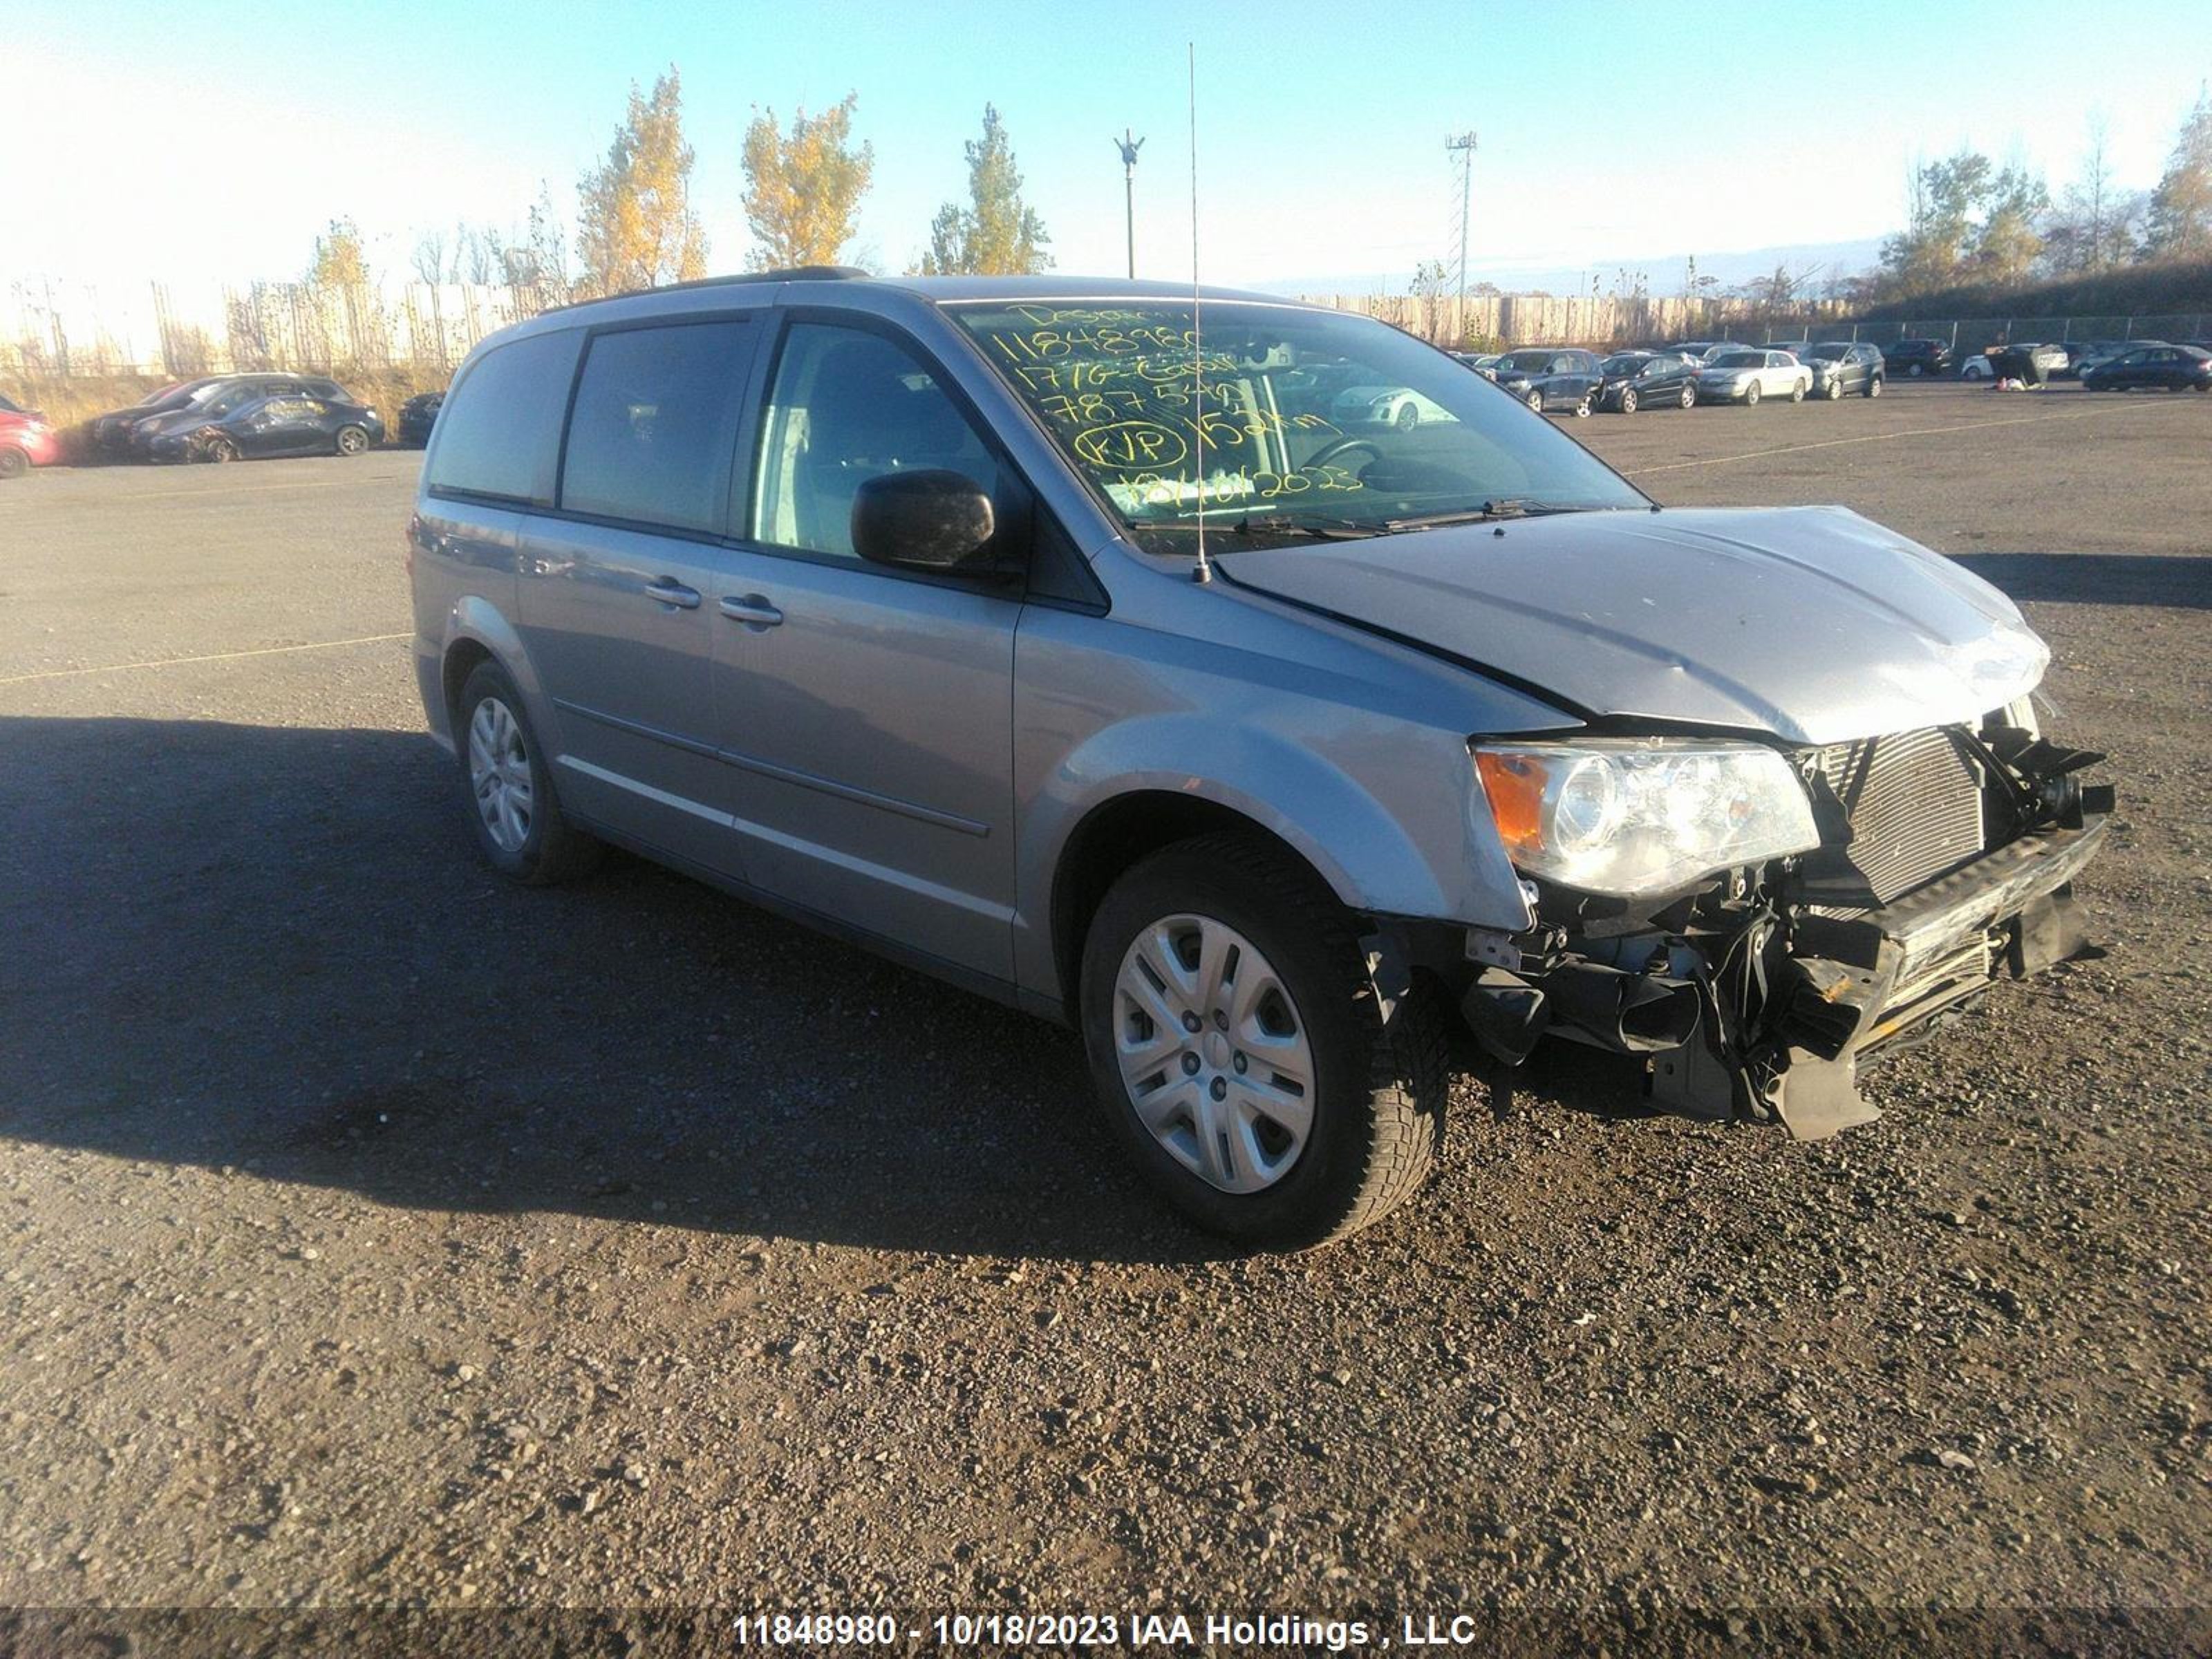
[1790, 379, 1807, 402]
[453, 661, 601, 885]
[1908, 362, 1925, 377]
[1078, 832, 1449, 1248]
[1572, 395, 1592, 418]
[0, 447, 26, 480]
[1678, 384, 1695, 409]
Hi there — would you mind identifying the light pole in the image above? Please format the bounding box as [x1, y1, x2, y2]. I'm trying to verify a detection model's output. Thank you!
[1447, 131, 1478, 335]
[1115, 129, 1145, 279]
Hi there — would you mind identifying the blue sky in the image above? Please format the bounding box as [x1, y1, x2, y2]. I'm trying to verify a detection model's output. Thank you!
[9, 0, 2209, 292]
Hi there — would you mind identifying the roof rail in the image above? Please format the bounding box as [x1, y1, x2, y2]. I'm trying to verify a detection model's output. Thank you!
[541, 266, 871, 317]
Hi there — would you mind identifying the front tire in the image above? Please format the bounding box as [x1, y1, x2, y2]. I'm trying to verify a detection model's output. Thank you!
[1524, 388, 1544, 413]
[335, 424, 370, 456]
[1618, 387, 1639, 415]
[1825, 376, 1844, 400]
[1743, 382, 1762, 406]
[453, 662, 601, 885]
[1078, 833, 1448, 1248]
[1866, 375, 1883, 397]
[1394, 403, 1418, 432]
[0, 447, 26, 480]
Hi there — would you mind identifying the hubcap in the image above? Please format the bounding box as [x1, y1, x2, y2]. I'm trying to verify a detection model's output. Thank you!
[1112, 914, 1315, 1194]
[467, 696, 534, 853]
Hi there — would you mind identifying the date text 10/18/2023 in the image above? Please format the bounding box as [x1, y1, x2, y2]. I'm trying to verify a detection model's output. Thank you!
[733, 1611, 1533, 1650]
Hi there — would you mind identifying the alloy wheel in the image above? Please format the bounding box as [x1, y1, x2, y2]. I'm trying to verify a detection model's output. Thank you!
[467, 696, 535, 854]
[1112, 913, 1315, 1195]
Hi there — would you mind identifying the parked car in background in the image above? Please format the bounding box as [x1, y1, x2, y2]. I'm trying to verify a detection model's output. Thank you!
[1488, 348, 1605, 415]
[132, 376, 361, 460]
[1696, 348, 1812, 406]
[1960, 353, 1993, 381]
[2081, 342, 2212, 393]
[1766, 340, 1815, 359]
[2068, 339, 2168, 382]
[1592, 350, 1698, 413]
[1987, 342, 2070, 386]
[86, 377, 228, 459]
[411, 270, 2109, 1243]
[141, 383, 384, 462]
[1799, 342, 1885, 398]
[1665, 341, 1753, 363]
[399, 391, 445, 446]
[1331, 382, 1457, 431]
[0, 392, 60, 478]
[1882, 338, 1954, 377]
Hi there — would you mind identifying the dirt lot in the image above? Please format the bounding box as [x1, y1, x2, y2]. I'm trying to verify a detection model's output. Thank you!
[1, 382, 2208, 1651]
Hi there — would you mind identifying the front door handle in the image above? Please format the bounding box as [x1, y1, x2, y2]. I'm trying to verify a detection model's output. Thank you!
[644, 578, 701, 610]
[718, 594, 784, 628]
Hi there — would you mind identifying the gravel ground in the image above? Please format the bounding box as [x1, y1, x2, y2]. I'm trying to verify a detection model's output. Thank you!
[1, 382, 2207, 1651]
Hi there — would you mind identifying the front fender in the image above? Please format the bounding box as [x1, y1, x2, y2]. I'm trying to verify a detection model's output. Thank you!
[1011, 594, 1561, 1003]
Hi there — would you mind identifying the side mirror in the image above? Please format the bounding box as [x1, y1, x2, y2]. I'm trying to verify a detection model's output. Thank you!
[852, 469, 1002, 574]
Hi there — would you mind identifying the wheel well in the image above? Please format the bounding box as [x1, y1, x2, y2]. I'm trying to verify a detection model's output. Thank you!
[1049, 792, 1330, 1015]
[441, 638, 495, 725]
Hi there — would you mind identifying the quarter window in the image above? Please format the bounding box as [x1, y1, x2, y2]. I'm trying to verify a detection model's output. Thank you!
[752, 323, 1000, 559]
[559, 321, 757, 534]
[426, 330, 581, 506]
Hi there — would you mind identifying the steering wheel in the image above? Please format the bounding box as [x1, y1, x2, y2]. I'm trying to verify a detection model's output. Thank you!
[1302, 434, 1385, 471]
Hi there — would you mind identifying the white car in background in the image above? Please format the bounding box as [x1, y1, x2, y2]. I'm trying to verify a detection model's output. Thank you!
[1331, 384, 1458, 430]
[1694, 348, 1812, 406]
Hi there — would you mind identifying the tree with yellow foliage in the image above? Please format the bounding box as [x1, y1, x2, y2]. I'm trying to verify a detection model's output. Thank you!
[742, 95, 875, 271]
[577, 68, 709, 295]
[309, 218, 371, 288]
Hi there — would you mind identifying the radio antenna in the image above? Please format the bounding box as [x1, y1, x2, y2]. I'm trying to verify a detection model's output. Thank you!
[1188, 40, 1211, 585]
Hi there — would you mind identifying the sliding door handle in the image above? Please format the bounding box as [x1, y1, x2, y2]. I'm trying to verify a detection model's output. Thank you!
[643, 579, 701, 609]
[718, 595, 784, 628]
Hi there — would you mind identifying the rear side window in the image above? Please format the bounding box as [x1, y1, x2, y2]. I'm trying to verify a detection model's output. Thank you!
[558, 321, 756, 534]
[427, 331, 580, 506]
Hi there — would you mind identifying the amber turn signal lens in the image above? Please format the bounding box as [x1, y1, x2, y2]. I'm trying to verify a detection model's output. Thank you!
[1475, 750, 1546, 856]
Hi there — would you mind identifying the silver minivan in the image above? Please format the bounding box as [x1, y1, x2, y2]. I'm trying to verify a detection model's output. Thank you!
[409, 270, 2108, 1246]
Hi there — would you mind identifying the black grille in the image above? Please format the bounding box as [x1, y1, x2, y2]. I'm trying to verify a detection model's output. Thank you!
[1802, 727, 1985, 915]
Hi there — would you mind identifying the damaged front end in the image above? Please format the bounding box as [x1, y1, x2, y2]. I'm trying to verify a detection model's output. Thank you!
[1461, 713, 2111, 1139]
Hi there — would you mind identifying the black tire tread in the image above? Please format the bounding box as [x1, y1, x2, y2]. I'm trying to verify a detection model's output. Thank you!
[1083, 830, 1449, 1248]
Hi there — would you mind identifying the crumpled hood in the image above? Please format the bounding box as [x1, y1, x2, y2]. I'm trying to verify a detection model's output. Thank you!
[1218, 505, 2048, 746]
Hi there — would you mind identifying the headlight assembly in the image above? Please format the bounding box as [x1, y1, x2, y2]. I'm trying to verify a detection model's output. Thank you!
[1474, 739, 1819, 897]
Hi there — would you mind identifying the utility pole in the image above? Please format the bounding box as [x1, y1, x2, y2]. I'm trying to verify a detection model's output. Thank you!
[1446, 131, 1479, 328]
[1115, 130, 1145, 279]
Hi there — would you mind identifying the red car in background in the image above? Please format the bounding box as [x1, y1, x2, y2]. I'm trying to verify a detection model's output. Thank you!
[0, 392, 61, 478]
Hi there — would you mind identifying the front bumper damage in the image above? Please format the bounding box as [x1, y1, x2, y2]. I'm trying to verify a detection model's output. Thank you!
[1458, 727, 2112, 1140]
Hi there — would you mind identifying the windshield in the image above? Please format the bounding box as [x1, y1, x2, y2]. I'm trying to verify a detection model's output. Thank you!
[949, 300, 1644, 550]
[0, 393, 22, 414]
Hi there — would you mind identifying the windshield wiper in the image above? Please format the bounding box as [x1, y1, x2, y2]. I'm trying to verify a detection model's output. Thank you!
[1382, 499, 1585, 530]
[1224, 512, 1376, 542]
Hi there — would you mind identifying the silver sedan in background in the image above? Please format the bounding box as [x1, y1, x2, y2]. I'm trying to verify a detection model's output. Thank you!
[1696, 348, 1813, 406]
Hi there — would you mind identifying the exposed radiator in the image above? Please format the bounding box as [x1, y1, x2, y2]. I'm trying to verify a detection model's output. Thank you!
[1803, 727, 1986, 916]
